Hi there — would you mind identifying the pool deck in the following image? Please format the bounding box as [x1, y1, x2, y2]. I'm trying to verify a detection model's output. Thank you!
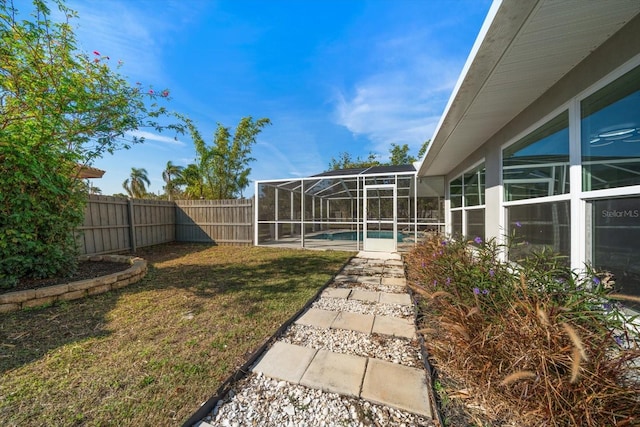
[257, 230, 423, 252]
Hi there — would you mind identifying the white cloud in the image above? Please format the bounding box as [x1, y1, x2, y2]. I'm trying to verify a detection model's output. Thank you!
[63, 0, 204, 84]
[333, 33, 461, 159]
[128, 130, 185, 146]
[178, 157, 196, 166]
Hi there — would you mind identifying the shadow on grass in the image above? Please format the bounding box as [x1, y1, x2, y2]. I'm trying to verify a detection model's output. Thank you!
[0, 243, 216, 374]
[0, 244, 351, 375]
[0, 290, 118, 374]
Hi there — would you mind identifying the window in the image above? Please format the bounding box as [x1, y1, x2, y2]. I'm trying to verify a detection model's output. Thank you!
[466, 209, 485, 242]
[506, 201, 571, 263]
[503, 112, 569, 201]
[450, 177, 463, 208]
[582, 66, 640, 191]
[464, 168, 484, 206]
[588, 197, 640, 309]
[449, 163, 485, 240]
[451, 210, 462, 236]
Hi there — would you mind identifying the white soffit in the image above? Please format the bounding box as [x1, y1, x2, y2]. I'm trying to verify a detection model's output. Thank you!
[419, 0, 640, 177]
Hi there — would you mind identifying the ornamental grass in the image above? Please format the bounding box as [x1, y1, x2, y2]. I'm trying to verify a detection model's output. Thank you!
[406, 233, 640, 426]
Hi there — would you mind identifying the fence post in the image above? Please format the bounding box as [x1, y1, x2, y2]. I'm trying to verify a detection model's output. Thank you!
[127, 198, 137, 252]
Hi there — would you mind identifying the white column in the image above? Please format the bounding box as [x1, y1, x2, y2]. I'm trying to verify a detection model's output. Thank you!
[275, 188, 279, 241]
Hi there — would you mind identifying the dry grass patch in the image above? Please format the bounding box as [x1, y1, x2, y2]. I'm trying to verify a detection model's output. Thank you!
[0, 244, 352, 426]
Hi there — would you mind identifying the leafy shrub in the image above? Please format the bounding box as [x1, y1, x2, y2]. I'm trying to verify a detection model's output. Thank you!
[0, 144, 86, 287]
[0, 0, 178, 287]
[406, 233, 640, 426]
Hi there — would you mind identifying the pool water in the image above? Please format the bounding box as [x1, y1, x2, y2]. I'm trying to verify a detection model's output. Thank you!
[309, 231, 406, 242]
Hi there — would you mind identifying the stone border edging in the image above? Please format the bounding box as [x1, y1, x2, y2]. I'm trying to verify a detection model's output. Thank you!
[0, 255, 147, 314]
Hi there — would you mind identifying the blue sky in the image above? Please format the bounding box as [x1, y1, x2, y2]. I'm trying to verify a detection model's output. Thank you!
[51, 0, 491, 196]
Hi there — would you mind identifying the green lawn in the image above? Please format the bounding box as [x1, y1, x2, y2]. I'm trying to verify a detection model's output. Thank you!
[0, 244, 353, 426]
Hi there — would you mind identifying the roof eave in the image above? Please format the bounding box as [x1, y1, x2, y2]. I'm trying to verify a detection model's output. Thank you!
[418, 0, 640, 177]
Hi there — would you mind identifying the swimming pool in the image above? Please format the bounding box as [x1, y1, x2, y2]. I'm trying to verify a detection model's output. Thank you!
[309, 231, 407, 242]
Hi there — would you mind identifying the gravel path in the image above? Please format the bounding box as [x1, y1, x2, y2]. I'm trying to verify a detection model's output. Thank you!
[281, 324, 422, 368]
[310, 297, 414, 318]
[195, 257, 435, 427]
[204, 373, 433, 427]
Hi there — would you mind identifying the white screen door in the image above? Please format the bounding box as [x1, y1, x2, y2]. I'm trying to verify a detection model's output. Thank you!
[363, 184, 397, 252]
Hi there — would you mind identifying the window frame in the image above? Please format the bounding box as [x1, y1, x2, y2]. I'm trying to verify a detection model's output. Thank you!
[448, 160, 486, 239]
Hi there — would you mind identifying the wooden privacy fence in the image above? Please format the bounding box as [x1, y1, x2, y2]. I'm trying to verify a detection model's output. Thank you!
[175, 199, 253, 245]
[76, 195, 253, 255]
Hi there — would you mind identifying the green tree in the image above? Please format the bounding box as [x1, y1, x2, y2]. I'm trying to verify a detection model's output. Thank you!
[0, 0, 178, 286]
[175, 163, 206, 199]
[162, 160, 184, 200]
[418, 139, 431, 158]
[181, 115, 271, 199]
[328, 140, 431, 171]
[328, 152, 380, 171]
[213, 117, 271, 198]
[179, 115, 215, 199]
[389, 143, 416, 165]
[86, 181, 102, 195]
[122, 167, 150, 198]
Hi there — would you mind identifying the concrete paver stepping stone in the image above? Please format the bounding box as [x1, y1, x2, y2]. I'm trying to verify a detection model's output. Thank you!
[334, 274, 358, 283]
[295, 308, 339, 329]
[356, 275, 381, 286]
[381, 277, 406, 287]
[379, 292, 412, 306]
[331, 311, 374, 334]
[342, 266, 364, 274]
[385, 260, 404, 267]
[383, 273, 406, 280]
[367, 261, 388, 267]
[361, 268, 384, 276]
[372, 315, 416, 339]
[252, 342, 317, 384]
[349, 289, 380, 303]
[357, 251, 401, 260]
[322, 288, 351, 299]
[384, 267, 405, 275]
[361, 358, 432, 417]
[300, 350, 367, 397]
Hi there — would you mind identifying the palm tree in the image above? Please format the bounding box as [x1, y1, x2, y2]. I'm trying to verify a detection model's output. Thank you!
[162, 161, 184, 201]
[88, 184, 102, 195]
[122, 167, 150, 198]
[174, 163, 205, 199]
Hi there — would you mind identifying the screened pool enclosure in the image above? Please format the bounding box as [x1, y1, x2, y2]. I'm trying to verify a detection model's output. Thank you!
[254, 165, 444, 251]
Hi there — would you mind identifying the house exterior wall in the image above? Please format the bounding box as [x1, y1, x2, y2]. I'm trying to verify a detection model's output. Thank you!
[446, 13, 640, 245]
[440, 13, 640, 305]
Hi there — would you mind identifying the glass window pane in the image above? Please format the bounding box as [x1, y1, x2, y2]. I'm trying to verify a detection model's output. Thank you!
[451, 210, 462, 237]
[464, 165, 485, 206]
[582, 66, 640, 191]
[450, 177, 463, 208]
[503, 112, 569, 201]
[466, 209, 485, 241]
[506, 201, 570, 263]
[590, 197, 640, 309]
